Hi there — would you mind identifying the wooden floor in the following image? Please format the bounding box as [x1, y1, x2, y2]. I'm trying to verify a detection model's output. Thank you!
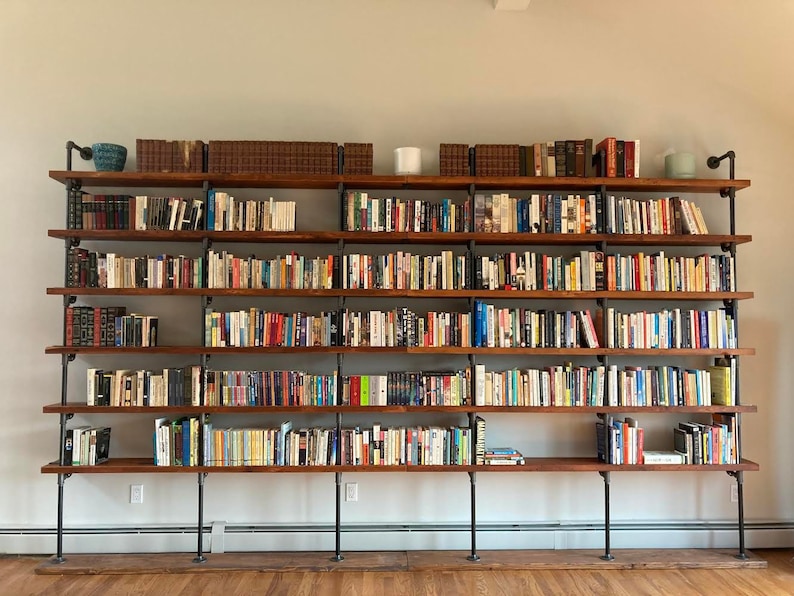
[3, 549, 793, 595]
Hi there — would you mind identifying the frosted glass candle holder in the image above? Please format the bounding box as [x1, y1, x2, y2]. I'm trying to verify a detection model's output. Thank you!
[394, 147, 422, 175]
[665, 152, 696, 179]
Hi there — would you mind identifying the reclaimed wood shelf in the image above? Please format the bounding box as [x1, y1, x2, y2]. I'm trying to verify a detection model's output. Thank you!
[48, 228, 753, 247]
[41, 457, 760, 474]
[45, 287, 755, 300]
[43, 403, 758, 414]
[49, 170, 750, 193]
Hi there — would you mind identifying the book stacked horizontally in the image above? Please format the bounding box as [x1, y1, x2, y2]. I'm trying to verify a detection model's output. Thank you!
[484, 447, 525, 465]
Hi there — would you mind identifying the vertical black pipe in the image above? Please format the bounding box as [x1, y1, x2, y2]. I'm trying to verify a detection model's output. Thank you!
[467, 470, 479, 561]
[735, 472, 748, 560]
[331, 412, 344, 562]
[55, 473, 66, 563]
[193, 473, 207, 563]
[600, 471, 614, 560]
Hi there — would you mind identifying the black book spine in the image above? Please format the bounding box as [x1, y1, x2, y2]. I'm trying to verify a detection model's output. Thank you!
[616, 140, 626, 177]
[584, 138, 595, 177]
[63, 428, 74, 466]
[565, 141, 576, 177]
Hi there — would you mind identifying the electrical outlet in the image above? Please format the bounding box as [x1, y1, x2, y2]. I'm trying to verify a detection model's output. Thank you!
[130, 484, 144, 504]
[730, 484, 739, 503]
[345, 482, 358, 502]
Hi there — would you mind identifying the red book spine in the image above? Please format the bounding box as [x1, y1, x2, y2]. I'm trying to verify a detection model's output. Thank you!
[65, 307, 74, 346]
[625, 141, 635, 178]
[93, 307, 101, 347]
[596, 138, 618, 177]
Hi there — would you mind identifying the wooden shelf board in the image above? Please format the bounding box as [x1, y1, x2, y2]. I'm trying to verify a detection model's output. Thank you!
[43, 403, 757, 414]
[45, 287, 754, 301]
[49, 171, 750, 193]
[48, 229, 753, 247]
[48, 287, 208, 296]
[41, 458, 759, 474]
[405, 548, 766, 571]
[44, 345, 756, 356]
[34, 548, 766, 575]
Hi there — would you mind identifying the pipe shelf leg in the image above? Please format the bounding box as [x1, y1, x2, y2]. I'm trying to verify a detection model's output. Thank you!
[600, 471, 614, 561]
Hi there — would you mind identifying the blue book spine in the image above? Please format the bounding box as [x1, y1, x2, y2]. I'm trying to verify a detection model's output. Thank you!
[182, 419, 191, 466]
[207, 189, 215, 231]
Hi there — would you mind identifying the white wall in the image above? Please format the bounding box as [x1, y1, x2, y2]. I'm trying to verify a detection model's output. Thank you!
[1, 0, 792, 552]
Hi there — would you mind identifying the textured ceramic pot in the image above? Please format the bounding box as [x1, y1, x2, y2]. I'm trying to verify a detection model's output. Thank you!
[92, 143, 127, 172]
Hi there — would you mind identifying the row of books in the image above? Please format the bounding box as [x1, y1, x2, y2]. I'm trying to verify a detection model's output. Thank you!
[475, 250, 734, 293]
[66, 308, 158, 348]
[87, 366, 201, 407]
[473, 303, 599, 349]
[338, 424, 474, 466]
[207, 250, 335, 290]
[596, 415, 738, 465]
[65, 192, 712, 237]
[168, 247, 736, 294]
[65, 247, 734, 294]
[204, 140, 342, 175]
[208, 370, 338, 407]
[206, 191, 296, 232]
[343, 251, 468, 291]
[204, 309, 338, 348]
[343, 371, 470, 406]
[65, 194, 715, 237]
[81, 304, 735, 351]
[153, 419, 478, 467]
[154, 417, 201, 466]
[602, 307, 736, 350]
[82, 191, 710, 237]
[675, 417, 738, 465]
[209, 370, 473, 407]
[136, 140, 374, 176]
[136, 139, 205, 174]
[473, 362, 732, 408]
[81, 358, 734, 409]
[344, 193, 472, 233]
[202, 306, 736, 350]
[66, 194, 205, 231]
[67, 248, 203, 289]
[473, 194, 708, 235]
[596, 416, 644, 464]
[605, 252, 735, 293]
[343, 309, 471, 348]
[527, 140, 611, 178]
[65, 306, 125, 347]
[83, 357, 736, 409]
[466, 139, 639, 179]
[62, 426, 111, 466]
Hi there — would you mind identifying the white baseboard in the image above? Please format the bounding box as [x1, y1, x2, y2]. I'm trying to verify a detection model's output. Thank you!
[1, 522, 792, 555]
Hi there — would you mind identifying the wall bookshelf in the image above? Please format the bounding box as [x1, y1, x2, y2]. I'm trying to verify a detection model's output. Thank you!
[44, 161, 757, 566]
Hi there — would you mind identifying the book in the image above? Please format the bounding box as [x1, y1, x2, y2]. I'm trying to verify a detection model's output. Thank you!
[94, 427, 112, 465]
[595, 137, 617, 177]
[642, 450, 684, 464]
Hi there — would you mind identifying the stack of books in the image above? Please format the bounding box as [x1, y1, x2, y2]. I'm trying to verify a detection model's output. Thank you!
[484, 447, 525, 465]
